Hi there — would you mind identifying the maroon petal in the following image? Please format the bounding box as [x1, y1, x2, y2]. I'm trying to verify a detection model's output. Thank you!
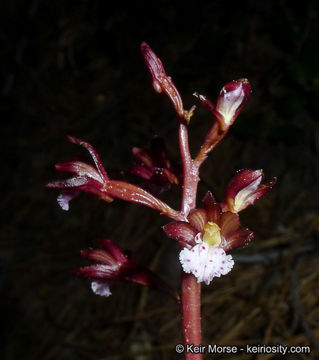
[188, 209, 207, 232]
[73, 264, 121, 279]
[220, 212, 240, 237]
[202, 191, 222, 224]
[67, 136, 109, 181]
[55, 161, 103, 182]
[80, 249, 115, 266]
[163, 221, 196, 245]
[100, 239, 128, 264]
[223, 228, 254, 251]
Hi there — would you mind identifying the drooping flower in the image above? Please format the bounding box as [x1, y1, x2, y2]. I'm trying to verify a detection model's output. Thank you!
[163, 192, 254, 284]
[221, 169, 276, 213]
[73, 239, 179, 300]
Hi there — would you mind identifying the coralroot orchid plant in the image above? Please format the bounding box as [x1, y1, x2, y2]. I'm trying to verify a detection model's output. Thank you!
[47, 43, 276, 359]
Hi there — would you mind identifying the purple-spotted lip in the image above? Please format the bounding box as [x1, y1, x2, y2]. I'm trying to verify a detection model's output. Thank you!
[179, 238, 235, 285]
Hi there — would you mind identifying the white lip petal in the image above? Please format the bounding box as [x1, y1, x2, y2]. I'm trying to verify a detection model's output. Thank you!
[179, 241, 234, 285]
[57, 192, 79, 211]
[91, 281, 112, 297]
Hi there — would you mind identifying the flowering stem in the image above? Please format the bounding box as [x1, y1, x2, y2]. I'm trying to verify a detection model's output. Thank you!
[178, 123, 199, 217]
[178, 122, 203, 359]
[181, 273, 202, 359]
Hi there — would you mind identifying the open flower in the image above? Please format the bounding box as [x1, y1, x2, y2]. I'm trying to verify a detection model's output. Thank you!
[46, 136, 181, 220]
[163, 192, 254, 284]
[221, 169, 276, 213]
[73, 239, 179, 300]
[46, 136, 113, 210]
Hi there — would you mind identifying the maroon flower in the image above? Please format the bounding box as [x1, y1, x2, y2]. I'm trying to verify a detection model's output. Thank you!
[221, 169, 276, 213]
[130, 137, 181, 192]
[74, 239, 179, 300]
[46, 136, 181, 220]
[46, 136, 113, 210]
[163, 191, 253, 252]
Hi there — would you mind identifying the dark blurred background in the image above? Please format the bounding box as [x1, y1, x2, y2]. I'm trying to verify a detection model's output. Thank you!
[1, 0, 319, 359]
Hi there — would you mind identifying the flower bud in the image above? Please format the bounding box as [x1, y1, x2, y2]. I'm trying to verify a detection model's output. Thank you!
[216, 79, 251, 130]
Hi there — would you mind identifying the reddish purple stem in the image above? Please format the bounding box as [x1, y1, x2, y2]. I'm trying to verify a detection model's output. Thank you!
[178, 122, 203, 360]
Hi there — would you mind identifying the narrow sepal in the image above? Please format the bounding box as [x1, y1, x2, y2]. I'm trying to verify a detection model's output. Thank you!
[100, 239, 128, 263]
[55, 161, 103, 182]
[80, 249, 115, 266]
[73, 264, 122, 279]
[67, 136, 109, 180]
[202, 191, 222, 224]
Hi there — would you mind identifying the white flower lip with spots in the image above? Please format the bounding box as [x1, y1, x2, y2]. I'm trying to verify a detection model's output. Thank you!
[179, 233, 234, 285]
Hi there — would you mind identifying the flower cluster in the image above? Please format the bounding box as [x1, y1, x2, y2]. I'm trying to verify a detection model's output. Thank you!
[47, 42, 276, 301]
